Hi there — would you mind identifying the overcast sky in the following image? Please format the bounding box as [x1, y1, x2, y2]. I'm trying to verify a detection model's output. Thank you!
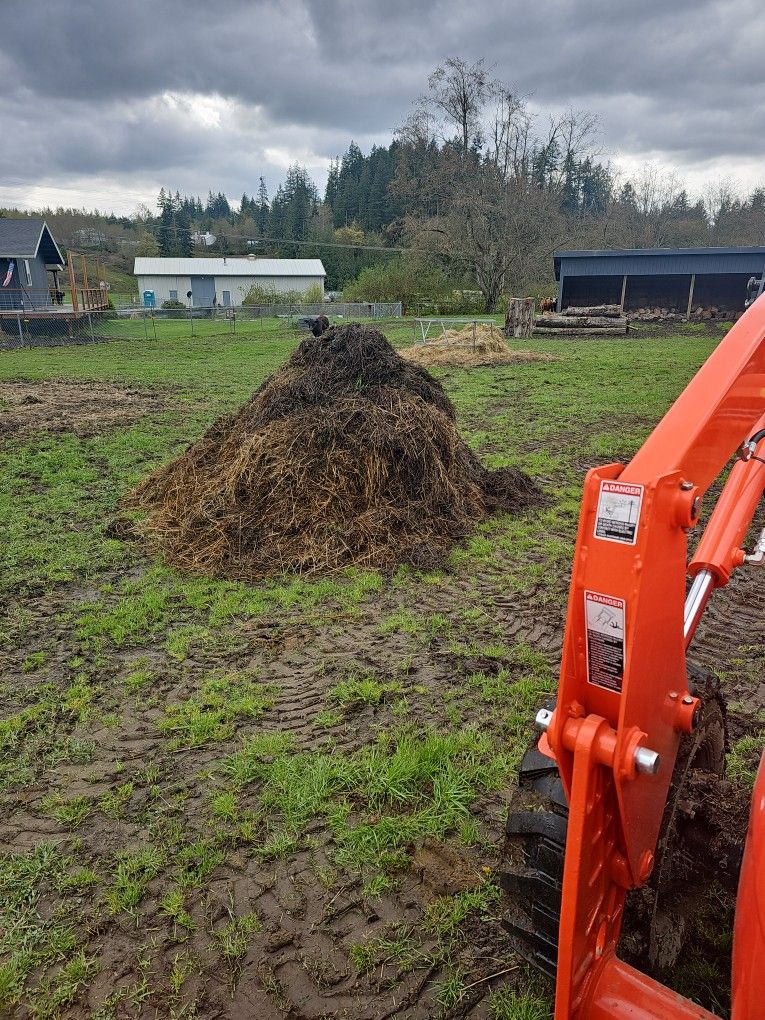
[1, 0, 763, 215]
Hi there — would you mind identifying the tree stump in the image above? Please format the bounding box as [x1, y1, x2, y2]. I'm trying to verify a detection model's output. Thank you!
[505, 298, 535, 339]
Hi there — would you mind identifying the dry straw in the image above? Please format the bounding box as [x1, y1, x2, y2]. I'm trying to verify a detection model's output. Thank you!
[400, 323, 557, 368]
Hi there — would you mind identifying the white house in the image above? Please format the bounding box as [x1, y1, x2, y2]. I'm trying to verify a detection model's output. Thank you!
[134, 256, 326, 307]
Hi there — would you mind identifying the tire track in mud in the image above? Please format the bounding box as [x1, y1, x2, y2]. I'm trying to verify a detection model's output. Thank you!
[691, 567, 765, 737]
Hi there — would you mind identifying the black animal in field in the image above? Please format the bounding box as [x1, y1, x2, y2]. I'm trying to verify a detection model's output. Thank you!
[298, 314, 330, 336]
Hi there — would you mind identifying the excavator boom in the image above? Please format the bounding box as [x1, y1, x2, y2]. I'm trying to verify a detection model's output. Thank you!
[534, 300, 765, 1017]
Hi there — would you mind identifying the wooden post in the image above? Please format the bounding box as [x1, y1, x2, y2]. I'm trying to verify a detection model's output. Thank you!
[620, 275, 628, 313]
[67, 252, 78, 313]
[80, 254, 89, 307]
[98, 262, 107, 308]
[686, 273, 696, 321]
[505, 297, 535, 339]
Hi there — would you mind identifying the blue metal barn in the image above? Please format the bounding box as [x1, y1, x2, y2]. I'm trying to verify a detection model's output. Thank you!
[554, 246, 765, 315]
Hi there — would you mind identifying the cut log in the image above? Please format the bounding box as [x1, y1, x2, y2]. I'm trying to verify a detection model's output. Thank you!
[562, 304, 622, 317]
[505, 297, 535, 339]
[533, 326, 628, 336]
[534, 315, 627, 329]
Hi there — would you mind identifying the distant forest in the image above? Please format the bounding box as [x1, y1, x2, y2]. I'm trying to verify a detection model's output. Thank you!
[4, 58, 765, 308]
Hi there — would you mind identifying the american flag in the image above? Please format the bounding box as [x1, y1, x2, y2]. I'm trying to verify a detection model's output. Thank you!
[2, 260, 14, 287]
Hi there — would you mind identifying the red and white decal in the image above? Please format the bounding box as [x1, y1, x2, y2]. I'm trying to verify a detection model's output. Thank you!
[584, 590, 625, 693]
[594, 480, 644, 545]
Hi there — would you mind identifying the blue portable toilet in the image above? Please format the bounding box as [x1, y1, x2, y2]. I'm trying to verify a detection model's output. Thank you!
[143, 290, 156, 308]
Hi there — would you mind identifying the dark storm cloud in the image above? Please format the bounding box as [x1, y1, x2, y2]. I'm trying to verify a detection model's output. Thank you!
[1, 0, 764, 211]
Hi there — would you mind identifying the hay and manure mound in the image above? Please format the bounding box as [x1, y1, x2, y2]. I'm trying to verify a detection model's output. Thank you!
[125, 324, 540, 578]
[400, 323, 557, 368]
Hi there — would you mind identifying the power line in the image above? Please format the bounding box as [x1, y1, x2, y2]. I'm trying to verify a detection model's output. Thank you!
[146, 223, 404, 254]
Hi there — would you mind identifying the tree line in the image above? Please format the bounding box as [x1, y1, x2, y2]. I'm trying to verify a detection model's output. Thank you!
[4, 56, 765, 307]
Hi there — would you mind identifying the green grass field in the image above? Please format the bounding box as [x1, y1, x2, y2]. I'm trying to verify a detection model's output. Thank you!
[0, 319, 759, 1018]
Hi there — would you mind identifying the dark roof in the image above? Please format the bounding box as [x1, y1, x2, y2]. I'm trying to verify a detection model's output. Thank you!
[0, 218, 65, 267]
[558, 245, 765, 259]
[555, 245, 765, 280]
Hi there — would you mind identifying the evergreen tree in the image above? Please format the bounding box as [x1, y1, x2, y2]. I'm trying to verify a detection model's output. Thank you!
[256, 177, 270, 235]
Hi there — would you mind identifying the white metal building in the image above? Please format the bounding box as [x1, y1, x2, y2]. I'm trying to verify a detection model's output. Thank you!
[133, 256, 326, 307]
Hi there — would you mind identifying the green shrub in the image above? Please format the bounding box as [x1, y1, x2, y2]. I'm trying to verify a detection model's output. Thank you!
[161, 299, 186, 309]
[343, 254, 453, 310]
[241, 285, 304, 306]
[302, 282, 324, 303]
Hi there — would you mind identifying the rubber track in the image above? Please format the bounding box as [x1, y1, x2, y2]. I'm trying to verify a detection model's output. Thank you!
[499, 667, 725, 980]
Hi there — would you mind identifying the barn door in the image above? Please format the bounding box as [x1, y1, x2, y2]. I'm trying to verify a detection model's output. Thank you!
[190, 276, 215, 307]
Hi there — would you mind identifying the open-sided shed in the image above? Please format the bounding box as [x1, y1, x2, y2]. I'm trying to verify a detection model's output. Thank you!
[554, 246, 765, 316]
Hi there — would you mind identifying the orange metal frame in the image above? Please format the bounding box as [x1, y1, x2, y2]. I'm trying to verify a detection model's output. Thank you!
[543, 300, 765, 1018]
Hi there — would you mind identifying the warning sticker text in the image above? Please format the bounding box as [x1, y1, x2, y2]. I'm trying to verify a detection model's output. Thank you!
[585, 590, 625, 693]
[594, 480, 643, 545]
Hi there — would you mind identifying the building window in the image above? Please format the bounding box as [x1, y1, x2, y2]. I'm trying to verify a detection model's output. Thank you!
[23, 259, 32, 285]
[169, 289, 178, 301]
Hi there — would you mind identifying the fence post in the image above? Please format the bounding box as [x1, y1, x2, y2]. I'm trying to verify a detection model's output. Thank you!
[16, 313, 23, 348]
[87, 311, 95, 344]
[143, 313, 148, 341]
[189, 306, 194, 336]
[152, 314, 157, 340]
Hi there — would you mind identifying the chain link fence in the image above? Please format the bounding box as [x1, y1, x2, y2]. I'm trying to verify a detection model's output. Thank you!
[0, 302, 404, 351]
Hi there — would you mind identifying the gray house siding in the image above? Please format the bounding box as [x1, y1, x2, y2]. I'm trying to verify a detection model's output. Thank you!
[136, 273, 325, 307]
[0, 252, 51, 310]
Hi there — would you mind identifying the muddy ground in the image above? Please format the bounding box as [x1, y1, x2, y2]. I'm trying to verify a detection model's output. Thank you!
[0, 380, 176, 437]
[1, 342, 762, 1019]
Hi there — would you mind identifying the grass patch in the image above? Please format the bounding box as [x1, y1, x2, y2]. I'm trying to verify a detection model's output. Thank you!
[214, 911, 262, 963]
[0, 843, 88, 1013]
[330, 671, 402, 706]
[159, 671, 278, 748]
[727, 730, 764, 787]
[39, 793, 91, 828]
[105, 845, 165, 914]
[223, 725, 512, 873]
[424, 883, 500, 937]
[488, 988, 553, 1020]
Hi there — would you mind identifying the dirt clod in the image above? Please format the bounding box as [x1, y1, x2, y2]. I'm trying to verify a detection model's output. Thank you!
[125, 323, 541, 579]
[412, 839, 484, 898]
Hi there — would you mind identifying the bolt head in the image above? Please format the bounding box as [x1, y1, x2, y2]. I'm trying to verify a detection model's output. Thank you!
[634, 746, 661, 776]
[534, 708, 553, 732]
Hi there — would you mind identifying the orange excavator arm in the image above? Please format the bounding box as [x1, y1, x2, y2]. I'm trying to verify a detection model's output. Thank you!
[538, 301, 765, 1018]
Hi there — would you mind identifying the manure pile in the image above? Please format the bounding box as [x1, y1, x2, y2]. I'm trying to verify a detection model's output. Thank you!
[400, 324, 556, 368]
[125, 324, 540, 578]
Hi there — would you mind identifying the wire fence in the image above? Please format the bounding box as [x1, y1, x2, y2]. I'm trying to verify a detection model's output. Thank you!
[0, 302, 404, 351]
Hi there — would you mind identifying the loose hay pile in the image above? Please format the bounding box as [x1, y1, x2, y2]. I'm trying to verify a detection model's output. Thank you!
[400, 323, 556, 368]
[124, 324, 540, 579]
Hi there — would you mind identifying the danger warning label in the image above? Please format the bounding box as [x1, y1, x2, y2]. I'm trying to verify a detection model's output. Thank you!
[585, 590, 625, 693]
[594, 480, 643, 545]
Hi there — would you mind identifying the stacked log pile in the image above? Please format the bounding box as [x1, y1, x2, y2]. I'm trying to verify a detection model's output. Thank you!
[631, 305, 739, 322]
[534, 304, 627, 336]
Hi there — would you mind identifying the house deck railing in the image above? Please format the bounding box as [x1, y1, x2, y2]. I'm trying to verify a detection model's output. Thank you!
[0, 287, 110, 314]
